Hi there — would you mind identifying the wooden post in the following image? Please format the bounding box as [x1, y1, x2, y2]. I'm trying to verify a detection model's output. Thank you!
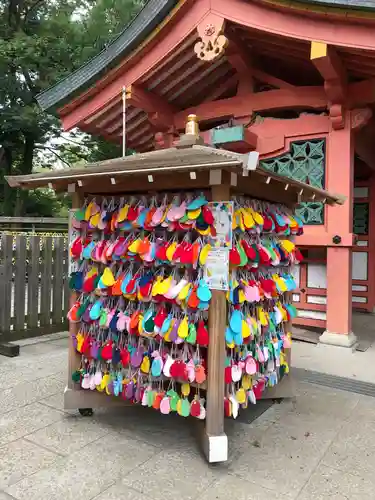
[320, 115, 355, 347]
[67, 191, 83, 392]
[64, 190, 126, 410]
[367, 175, 375, 312]
[203, 178, 229, 463]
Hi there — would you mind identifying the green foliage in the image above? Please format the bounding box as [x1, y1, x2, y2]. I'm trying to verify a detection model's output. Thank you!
[0, 0, 145, 216]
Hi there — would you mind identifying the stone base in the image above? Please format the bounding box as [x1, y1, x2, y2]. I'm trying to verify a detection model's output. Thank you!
[202, 433, 228, 463]
[319, 330, 357, 348]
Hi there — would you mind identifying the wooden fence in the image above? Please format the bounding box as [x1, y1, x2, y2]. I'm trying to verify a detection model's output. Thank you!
[0, 233, 69, 341]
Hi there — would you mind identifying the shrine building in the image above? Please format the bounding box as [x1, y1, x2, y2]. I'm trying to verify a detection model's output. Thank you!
[36, 0, 375, 348]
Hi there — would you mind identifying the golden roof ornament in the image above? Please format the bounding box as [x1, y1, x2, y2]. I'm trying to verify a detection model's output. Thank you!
[176, 115, 204, 148]
[185, 114, 199, 136]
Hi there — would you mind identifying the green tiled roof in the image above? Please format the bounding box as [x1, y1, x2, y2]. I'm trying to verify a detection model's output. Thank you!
[298, 0, 375, 9]
[36, 0, 179, 113]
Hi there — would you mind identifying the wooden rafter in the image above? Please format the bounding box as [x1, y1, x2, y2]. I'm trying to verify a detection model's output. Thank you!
[252, 69, 295, 90]
[203, 74, 239, 102]
[176, 65, 234, 107]
[226, 31, 253, 95]
[107, 113, 147, 136]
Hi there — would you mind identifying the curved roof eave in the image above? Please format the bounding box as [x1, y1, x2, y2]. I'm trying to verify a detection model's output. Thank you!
[295, 0, 375, 10]
[36, 0, 375, 116]
[36, 0, 179, 114]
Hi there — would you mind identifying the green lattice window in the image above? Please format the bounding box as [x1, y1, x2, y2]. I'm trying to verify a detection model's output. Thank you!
[260, 139, 326, 225]
[353, 202, 369, 235]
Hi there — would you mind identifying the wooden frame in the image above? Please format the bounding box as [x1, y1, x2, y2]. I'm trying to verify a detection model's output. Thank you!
[6, 138, 341, 463]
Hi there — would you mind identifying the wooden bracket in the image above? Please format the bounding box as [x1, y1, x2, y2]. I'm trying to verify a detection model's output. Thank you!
[126, 85, 176, 131]
[194, 14, 228, 62]
[310, 41, 347, 130]
[154, 130, 176, 150]
[353, 114, 375, 170]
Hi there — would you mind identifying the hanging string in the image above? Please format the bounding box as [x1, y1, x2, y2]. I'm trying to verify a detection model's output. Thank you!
[122, 86, 126, 158]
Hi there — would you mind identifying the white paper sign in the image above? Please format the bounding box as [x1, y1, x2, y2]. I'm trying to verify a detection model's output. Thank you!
[204, 249, 229, 291]
[207, 201, 233, 250]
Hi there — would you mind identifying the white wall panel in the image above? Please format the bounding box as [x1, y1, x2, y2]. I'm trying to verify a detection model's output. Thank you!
[352, 285, 367, 292]
[307, 295, 327, 305]
[352, 296, 367, 303]
[307, 263, 327, 289]
[352, 252, 368, 280]
[298, 310, 327, 320]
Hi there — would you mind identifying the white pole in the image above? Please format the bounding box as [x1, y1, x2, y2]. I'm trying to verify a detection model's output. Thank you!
[122, 86, 126, 158]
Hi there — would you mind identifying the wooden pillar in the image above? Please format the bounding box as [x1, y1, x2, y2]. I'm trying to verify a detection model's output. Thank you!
[320, 114, 356, 347]
[67, 191, 83, 391]
[367, 174, 375, 312]
[203, 177, 229, 463]
[65, 189, 126, 410]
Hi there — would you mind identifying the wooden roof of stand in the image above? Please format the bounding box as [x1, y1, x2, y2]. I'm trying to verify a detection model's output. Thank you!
[5, 141, 344, 207]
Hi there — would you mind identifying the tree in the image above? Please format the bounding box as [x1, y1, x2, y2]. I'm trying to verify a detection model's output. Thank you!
[0, 0, 145, 216]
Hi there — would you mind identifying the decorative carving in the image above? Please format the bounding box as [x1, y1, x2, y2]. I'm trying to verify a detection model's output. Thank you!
[194, 14, 228, 62]
[204, 24, 216, 37]
[329, 103, 345, 130]
[351, 108, 373, 131]
[261, 139, 326, 225]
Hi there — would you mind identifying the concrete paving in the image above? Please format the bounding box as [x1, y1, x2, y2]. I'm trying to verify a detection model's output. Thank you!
[1, 333, 375, 500]
[292, 338, 375, 384]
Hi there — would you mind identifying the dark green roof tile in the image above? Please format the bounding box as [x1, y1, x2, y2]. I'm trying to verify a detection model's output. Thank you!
[36, 0, 179, 113]
[36, 0, 375, 115]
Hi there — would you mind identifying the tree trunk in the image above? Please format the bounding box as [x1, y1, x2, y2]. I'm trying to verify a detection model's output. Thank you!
[14, 134, 35, 216]
[2, 147, 14, 216]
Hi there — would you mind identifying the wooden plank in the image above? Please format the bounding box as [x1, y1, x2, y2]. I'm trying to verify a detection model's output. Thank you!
[14, 235, 27, 332]
[52, 237, 64, 324]
[0, 217, 68, 224]
[40, 237, 52, 327]
[0, 321, 68, 343]
[27, 236, 40, 329]
[63, 236, 70, 315]
[0, 342, 20, 357]
[0, 234, 13, 334]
